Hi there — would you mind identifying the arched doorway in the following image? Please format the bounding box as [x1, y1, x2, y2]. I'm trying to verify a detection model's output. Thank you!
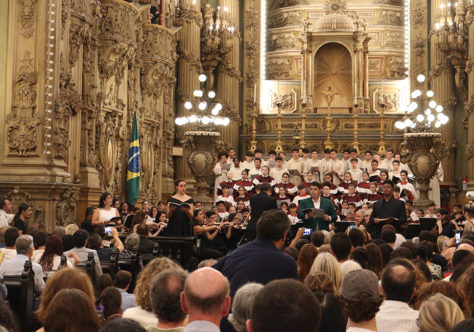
[314, 43, 352, 112]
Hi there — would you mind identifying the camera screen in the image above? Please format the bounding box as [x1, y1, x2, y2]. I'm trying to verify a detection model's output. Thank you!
[303, 228, 312, 236]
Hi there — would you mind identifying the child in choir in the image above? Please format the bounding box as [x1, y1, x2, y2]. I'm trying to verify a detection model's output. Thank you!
[286, 148, 304, 186]
[280, 201, 289, 214]
[305, 149, 321, 182]
[377, 171, 389, 193]
[389, 160, 402, 184]
[416, 209, 424, 219]
[338, 172, 355, 195]
[361, 150, 373, 171]
[235, 199, 246, 213]
[233, 169, 254, 195]
[293, 184, 309, 207]
[213, 151, 230, 200]
[394, 153, 412, 175]
[393, 186, 402, 200]
[279, 152, 288, 168]
[327, 149, 345, 185]
[217, 170, 235, 196]
[339, 201, 349, 220]
[341, 184, 363, 207]
[249, 158, 263, 178]
[263, 150, 277, 168]
[253, 165, 274, 186]
[270, 157, 289, 184]
[287, 203, 301, 225]
[215, 200, 229, 222]
[300, 147, 310, 164]
[319, 149, 332, 177]
[405, 200, 418, 223]
[348, 158, 363, 183]
[227, 147, 236, 161]
[365, 182, 383, 205]
[322, 182, 338, 207]
[229, 157, 243, 181]
[274, 172, 297, 198]
[357, 172, 371, 198]
[379, 149, 394, 172]
[235, 186, 250, 207]
[241, 151, 255, 170]
[275, 187, 292, 208]
[323, 174, 339, 196]
[342, 149, 352, 171]
[398, 170, 417, 201]
[216, 187, 235, 207]
[368, 159, 381, 182]
[350, 149, 363, 166]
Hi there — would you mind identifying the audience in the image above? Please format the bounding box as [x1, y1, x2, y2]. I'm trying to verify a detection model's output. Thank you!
[297, 244, 318, 282]
[101, 318, 147, 332]
[98, 286, 123, 322]
[228, 282, 263, 332]
[418, 293, 465, 332]
[65, 229, 103, 277]
[0, 227, 19, 261]
[114, 270, 136, 312]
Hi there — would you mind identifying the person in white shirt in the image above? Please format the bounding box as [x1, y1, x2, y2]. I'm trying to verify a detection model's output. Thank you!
[304, 149, 321, 182]
[0, 198, 14, 228]
[398, 170, 417, 201]
[342, 149, 352, 171]
[241, 151, 255, 171]
[368, 160, 381, 180]
[213, 152, 230, 200]
[0, 227, 19, 262]
[323, 149, 344, 185]
[361, 151, 373, 172]
[249, 158, 263, 178]
[292, 184, 310, 207]
[340, 269, 382, 332]
[0, 235, 45, 293]
[269, 157, 288, 183]
[379, 149, 394, 172]
[300, 147, 310, 166]
[278, 152, 288, 168]
[376, 262, 418, 332]
[216, 187, 235, 207]
[286, 148, 304, 186]
[229, 157, 243, 181]
[424, 203, 437, 218]
[389, 160, 402, 184]
[350, 149, 363, 168]
[348, 158, 363, 184]
[263, 150, 277, 168]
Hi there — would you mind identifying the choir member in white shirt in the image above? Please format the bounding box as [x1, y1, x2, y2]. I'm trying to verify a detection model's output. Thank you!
[342, 149, 352, 171]
[428, 160, 443, 208]
[278, 152, 288, 168]
[269, 157, 288, 183]
[304, 149, 322, 182]
[322, 149, 344, 185]
[213, 151, 230, 200]
[368, 159, 381, 181]
[227, 147, 236, 161]
[274, 172, 298, 197]
[394, 153, 412, 175]
[348, 158, 363, 183]
[292, 184, 310, 207]
[254, 148, 264, 162]
[263, 150, 277, 168]
[300, 147, 310, 167]
[229, 157, 243, 181]
[389, 160, 402, 185]
[319, 149, 332, 176]
[361, 150, 374, 172]
[215, 200, 230, 222]
[249, 158, 263, 178]
[286, 148, 304, 186]
[240, 151, 255, 171]
[216, 187, 235, 207]
[398, 170, 417, 201]
[253, 165, 275, 186]
[350, 149, 363, 167]
[379, 149, 394, 172]
[233, 169, 254, 194]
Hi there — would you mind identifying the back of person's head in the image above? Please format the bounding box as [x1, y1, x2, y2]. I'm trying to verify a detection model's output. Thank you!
[4, 227, 19, 247]
[36, 267, 95, 322]
[149, 269, 187, 323]
[309, 252, 342, 291]
[72, 229, 89, 248]
[419, 230, 437, 245]
[124, 233, 140, 250]
[379, 243, 393, 267]
[349, 228, 364, 248]
[136, 223, 149, 237]
[249, 279, 321, 332]
[311, 230, 325, 247]
[283, 247, 298, 260]
[65, 224, 79, 236]
[52, 226, 66, 239]
[0, 299, 20, 332]
[95, 274, 113, 298]
[366, 243, 383, 278]
[33, 231, 48, 248]
[100, 318, 147, 332]
[98, 287, 122, 320]
[297, 244, 318, 282]
[449, 318, 474, 332]
[456, 264, 474, 316]
[351, 246, 368, 268]
[412, 258, 432, 283]
[390, 246, 414, 260]
[381, 229, 396, 244]
[400, 240, 418, 258]
[229, 283, 263, 332]
[114, 270, 132, 289]
[340, 269, 383, 323]
[182, 267, 230, 317]
[340, 260, 362, 277]
[416, 281, 470, 317]
[256, 209, 290, 242]
[418, 241, 434, 261]
[418, 293, 465, 332]
[295, 239, 309, 252]
[452, 250, 472, 268]
[15, 235, 33, 255]
[43, 288, 100, 332]
[87, 233, 102, 250]
[313, 292, 346, 332]
[197, 259, 218, 268]
[260, 182, 271, 193]
[304, 271, 336, 295]
[330, 233, 352, 262]
[381, 262, 416, 302]
[135, 257, 182, 312]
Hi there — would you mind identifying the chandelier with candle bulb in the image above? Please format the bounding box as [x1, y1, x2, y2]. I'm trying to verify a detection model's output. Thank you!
[395, 74, 449, 131]
[175, 74, 229, 129]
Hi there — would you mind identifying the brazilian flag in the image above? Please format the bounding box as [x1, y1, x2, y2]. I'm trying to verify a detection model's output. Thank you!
[126, 112, 140, 205]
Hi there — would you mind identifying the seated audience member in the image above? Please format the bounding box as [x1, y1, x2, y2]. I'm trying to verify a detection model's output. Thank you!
[65, 229, 103, 277]
[123, 257, 182, 328]
[89, 227, 125, 261]
[376, 261, 418, 332]
[0, 235, 45, 293]
[381, 229, 396, 248]
[247, 279, 321, 332]
[213, 209, 297, 298]
[348, 227, 365, 248]
[114, 270, 136, 312]
[456, 264, 474, 316]
[418, 241, 442, 279]
[12, 203, 32, 235]
[0, 299, 20, 331]
[41, 289, 101, 332]
[36, 267, 96, 323]
[137, 224, 156, 255]
[32, 231, 48, 261]
[351, 246, 368, 269]
[35, 235, 76, 272]
[101, 318, 148, 332]
[0, 227, 19, 261]
[304, 271, 336, 295]
[366, 243, 384, 278]
[81, 207, 97, 234]
[119, 233, 144, 269]
[340, 259, 362, 277]
[437, 208, 461, 238]
[340, 269, 383, 332]
[310, 230, 325, 248]
[297, 244, 318, 282]
[449, 319, 474, 332]
[381, 224, 405, 249]
[330, 233, 353, 263]
[418, 294, 465, 332]
[95, 274, 113, 300]
[309, 252, 342, 291]
[97, 286, 122, 322]
[0, 198, 13, 228]
[148, 269, 188, 332]
[228, 283, 263, 332]
[313, 291, 346, 332]
[180, 267, 231, 332]
[65, 223, 79, 236]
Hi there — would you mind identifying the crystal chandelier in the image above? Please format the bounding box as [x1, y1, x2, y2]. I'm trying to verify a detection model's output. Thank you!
[395, 74, 449, 131]
[175, 74, 229, 129]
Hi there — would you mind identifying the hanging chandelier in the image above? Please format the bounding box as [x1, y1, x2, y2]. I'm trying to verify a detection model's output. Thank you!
[395, 74, 449, 131]
[175, 74, 229, 129]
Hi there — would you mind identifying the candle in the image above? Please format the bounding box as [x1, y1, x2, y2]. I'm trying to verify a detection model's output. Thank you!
[254, 83, 257, 103]
[382, 80, 384, 96]
[354, 82, 358, 99]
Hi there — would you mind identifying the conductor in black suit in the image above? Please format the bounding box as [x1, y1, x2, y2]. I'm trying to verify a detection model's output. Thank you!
[248, 183, 278, 241]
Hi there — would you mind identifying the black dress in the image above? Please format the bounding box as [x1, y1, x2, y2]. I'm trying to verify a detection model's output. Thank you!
[166, 197, 194, 236]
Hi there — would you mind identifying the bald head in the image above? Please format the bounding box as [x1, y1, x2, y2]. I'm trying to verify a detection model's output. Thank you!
[381, 263, 415, 303]
[182, 267, 230, 317]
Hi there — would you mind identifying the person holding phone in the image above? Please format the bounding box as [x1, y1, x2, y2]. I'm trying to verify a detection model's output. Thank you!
[297, 182, 337, 232]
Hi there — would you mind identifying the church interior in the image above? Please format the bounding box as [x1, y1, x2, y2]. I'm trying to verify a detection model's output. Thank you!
[1, 0, 474, 229]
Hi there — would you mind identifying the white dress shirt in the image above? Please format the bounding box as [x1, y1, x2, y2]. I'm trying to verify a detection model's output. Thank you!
[241, 160, 255, 171]
[376, 300, 419, 332]
[184, 320, 220, 332]
[0, 254, 45, 292]
[65, 247, 103, 277]
[0, 210, 14, 228]
[270, 167, 288, 182]
[123, 306, 158, 328]
[0, 248, 17, 261]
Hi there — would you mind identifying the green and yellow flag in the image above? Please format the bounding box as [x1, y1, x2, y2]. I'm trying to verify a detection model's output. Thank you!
[126, 112, 140, 205]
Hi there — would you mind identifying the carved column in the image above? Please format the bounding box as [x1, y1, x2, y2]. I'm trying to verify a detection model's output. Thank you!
[430, 0, 456, 186]
[467, 16, 474, 189]
[174, 1, 203, 194]
[216, 0, 241, 150]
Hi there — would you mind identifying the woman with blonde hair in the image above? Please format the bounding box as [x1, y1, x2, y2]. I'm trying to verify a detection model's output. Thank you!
[309, 252, 342, 291]
[35, 267, 95, 323]
[122, 257, 182, 328]
[418, 293, 465, 332]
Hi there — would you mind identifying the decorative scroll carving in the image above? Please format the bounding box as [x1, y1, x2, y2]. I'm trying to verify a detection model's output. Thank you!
[466, 143, 474, 160]
[381, 10, 402, 26]
[267, 58, 291, 80]
[272, 90, 298, 113]
[268, 11, 302, 28]
[6, 52, 41, 156]
[387, 56, 407, 79]
[269, 32, 299, 51]
[56, 188, 77, 226]
[174, 5, 203, 27]
[177, 45, 203, 72]
[384, 31, 404, 48]
[19, 0, 38, 38]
